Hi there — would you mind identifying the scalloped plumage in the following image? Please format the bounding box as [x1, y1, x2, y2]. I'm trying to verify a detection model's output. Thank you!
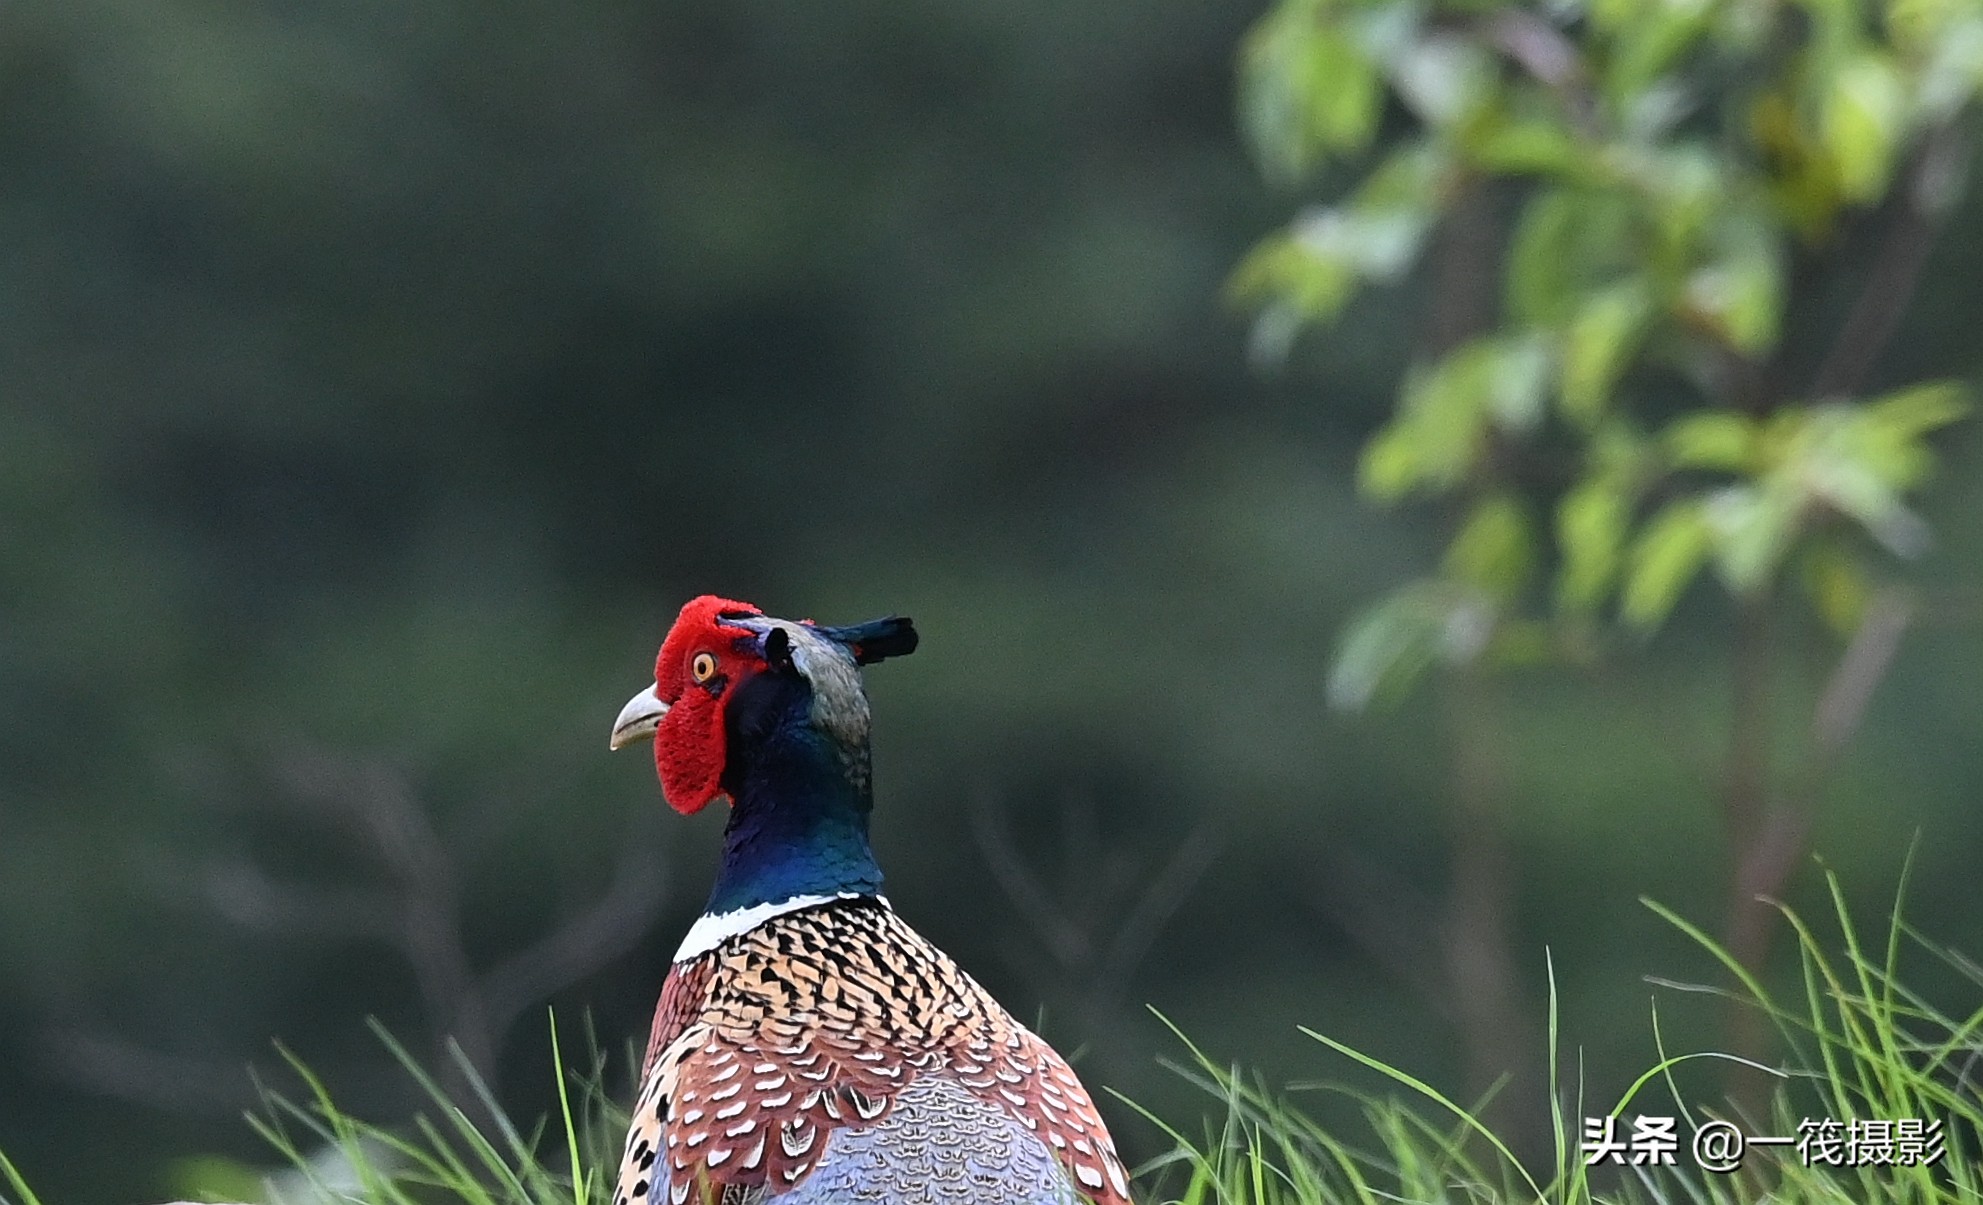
[614, 899, 1131, 1205]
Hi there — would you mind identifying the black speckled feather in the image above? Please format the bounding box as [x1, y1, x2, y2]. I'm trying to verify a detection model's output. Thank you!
[615, 899, 1130, 1205]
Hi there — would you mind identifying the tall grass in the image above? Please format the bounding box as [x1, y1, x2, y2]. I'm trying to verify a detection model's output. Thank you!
[2, 869, 1976, 1204]
[157, 1011, 627, 1205]
[1145, 865, 1981, 1204]
[239, 1013, 624, 1205]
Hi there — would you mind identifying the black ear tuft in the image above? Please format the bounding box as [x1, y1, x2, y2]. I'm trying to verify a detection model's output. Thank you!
[856, 617, 918, 665]
[764, 626, 795, 671]
[819, 616, 918, 665]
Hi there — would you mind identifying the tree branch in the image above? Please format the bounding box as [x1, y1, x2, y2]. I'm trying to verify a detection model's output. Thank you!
[39, 1029, 257, 1114]
[1305, 847, 1454, 1017]
[1810, 589, 1915, 766]
[970, 789, 1091, 970]
[479, 818, 671, 1047]
[1809, 121, 1968, 400]
[1481, 9, 1599, 138]
[1723, 588, 1914, 1096]
[1098, 819, 1221, 1002]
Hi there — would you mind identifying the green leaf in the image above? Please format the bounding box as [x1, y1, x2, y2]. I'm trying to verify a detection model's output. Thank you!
[1914, 14, 1983, 122]
[1704, 482, 1802, 595]
[1887, 0, 1967, 52]
[1508, 190, 1581, 326]
[1359, 419, 1434, 501]
[1328, 582, 1487, 710]
[1800, 540, 1873, 637]
[1589, 0, 1640, 32]
[1228, 228, 1358, 324]
[1354, 139, 1450, 211]
[1468, 115, 1584, 177]
[1490, 336, 1555, 433]
[1663, 412, 1760, 472]
[1818, 464, 1922, 554]
[1307, 206, 1435, 281]
[1358, 370, 1478, 501]
[1478, 331, 1555, 433]
[1443, 493, 1535, 604]
[1751, 85, 1845, 238]
[1338, 141, 1448, 276]
[1507, 189, 1639, 327]
[1237, 6, 1382, 183]
[1237, 7, 1316, 183]
[1623, 498, 1713, 630]
[1229, 143, 1449, 333]
[1638, 144, 1722, 260]
[1389, 31, 1496, 129]
[1822, 50, 1907, 202]
[1683, 216, 1783, 354]
[1486, 618, 1556, 668]
[1864, 381, 1971, 442]
[1810, 451, 1928, 557]
[1773, 403, 1939, 556]
[1307, 24, 1383, 153]
[1560, 281, 1652, 425]
[1841, 381, 1972, 496]
[1358, 333, 1557, 501]
[1600, 3, 1716, 114]
[1555, 474, 1632, 612]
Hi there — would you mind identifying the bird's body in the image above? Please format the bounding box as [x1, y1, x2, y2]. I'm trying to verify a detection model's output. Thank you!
[620, 899, 1123, 1205]
[609, 597, 1130, 1205]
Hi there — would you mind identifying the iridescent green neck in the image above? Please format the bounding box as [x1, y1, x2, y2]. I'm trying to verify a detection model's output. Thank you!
[704, 671, 882, 916]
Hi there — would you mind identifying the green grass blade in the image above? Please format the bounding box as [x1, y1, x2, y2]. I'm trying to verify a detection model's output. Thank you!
[1298, 1027, 1548, 1204]
[551, 1008, 592, 1205]
[0, 1148, 45, 1205]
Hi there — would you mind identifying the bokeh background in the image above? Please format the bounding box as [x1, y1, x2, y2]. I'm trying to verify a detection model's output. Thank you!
[2, 2, 1981, 1201]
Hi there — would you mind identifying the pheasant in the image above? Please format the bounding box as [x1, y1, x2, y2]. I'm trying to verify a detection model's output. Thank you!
[607, 595, 1132, 1205]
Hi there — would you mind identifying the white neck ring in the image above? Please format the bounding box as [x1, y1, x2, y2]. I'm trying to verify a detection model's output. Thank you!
[672, 892, 889, 962]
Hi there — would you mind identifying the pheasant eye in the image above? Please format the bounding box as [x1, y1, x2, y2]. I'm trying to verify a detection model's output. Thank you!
[691, 652, 718, 683]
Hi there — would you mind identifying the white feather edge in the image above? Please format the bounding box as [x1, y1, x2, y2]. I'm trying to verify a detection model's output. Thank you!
[672, 891, 890, 962]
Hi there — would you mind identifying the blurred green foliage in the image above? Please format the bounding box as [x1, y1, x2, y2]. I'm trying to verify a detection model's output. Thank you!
[2, 2, 1983, 1202]
[1228, 0, 1983, 1147]
[1233, 0, 1978, 702]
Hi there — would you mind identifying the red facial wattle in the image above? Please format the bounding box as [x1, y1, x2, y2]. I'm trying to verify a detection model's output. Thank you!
[653, 687, 727, 814]
[648, 594, 765, 815]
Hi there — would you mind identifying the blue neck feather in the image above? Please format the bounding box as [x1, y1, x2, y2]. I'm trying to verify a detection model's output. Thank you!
[704, 670, 883, 916]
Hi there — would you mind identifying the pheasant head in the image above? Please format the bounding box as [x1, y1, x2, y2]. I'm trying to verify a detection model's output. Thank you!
[610, 594, 918, 814]
[610, 595, 918, 939]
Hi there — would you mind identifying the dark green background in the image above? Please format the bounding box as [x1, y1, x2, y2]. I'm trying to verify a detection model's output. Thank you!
[2, 3, 1980, 1200]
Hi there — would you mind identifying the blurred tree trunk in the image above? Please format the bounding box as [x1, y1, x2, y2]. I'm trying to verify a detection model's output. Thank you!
[1719, 598, 1781, 1105]
[1444, 668, 1537, 1150]
[1716, 126, 1956, 1099]
[1425, 179, 1541, 1153]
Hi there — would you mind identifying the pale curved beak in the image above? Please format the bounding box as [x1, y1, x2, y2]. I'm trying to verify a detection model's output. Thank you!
[610, 684, 669, 750]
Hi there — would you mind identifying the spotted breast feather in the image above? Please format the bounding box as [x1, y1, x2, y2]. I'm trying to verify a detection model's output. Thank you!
[614, 899, 1132, 1205]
